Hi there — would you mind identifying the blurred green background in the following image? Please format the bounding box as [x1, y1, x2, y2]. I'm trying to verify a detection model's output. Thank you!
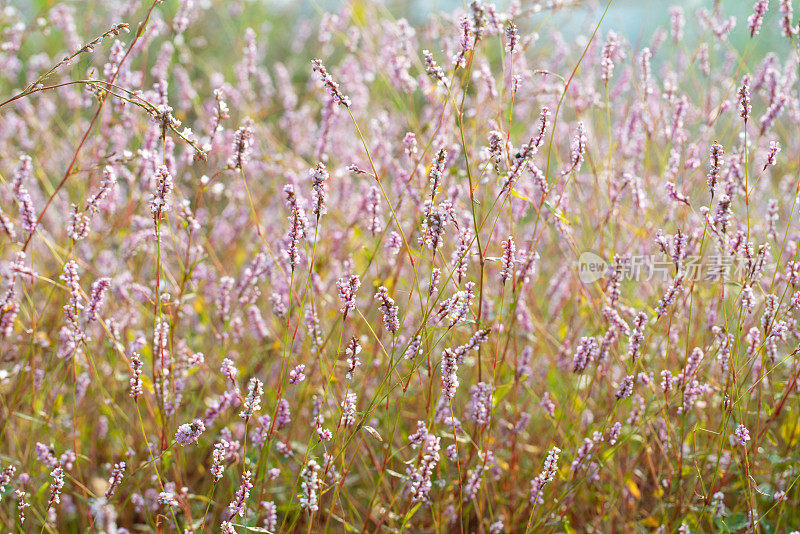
[5, 0, 791, 89]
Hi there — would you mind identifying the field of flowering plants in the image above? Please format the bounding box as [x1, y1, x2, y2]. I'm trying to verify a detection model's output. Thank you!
[2, 0, 800, 531]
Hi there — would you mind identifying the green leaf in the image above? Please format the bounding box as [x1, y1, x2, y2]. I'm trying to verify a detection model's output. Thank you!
[400, 501, 421, 527]
[386, 469, 408, 481]
[717, 513, 748, 532]
[493, 381, 514, 406]
[363, 425, 382, 442]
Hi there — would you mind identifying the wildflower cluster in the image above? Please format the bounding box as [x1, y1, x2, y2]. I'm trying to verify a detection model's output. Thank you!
[1, 0, 799, 532]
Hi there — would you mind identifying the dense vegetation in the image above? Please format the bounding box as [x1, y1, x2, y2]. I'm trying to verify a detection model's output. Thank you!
[1, 0, 799, 531]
